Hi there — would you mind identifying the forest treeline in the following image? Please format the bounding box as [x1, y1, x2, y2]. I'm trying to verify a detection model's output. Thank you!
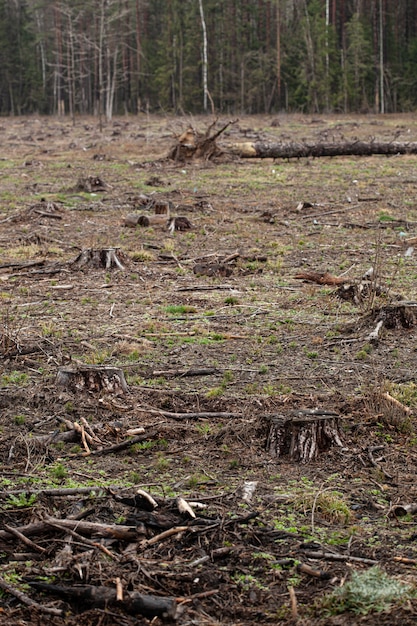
[1, 0, 417, 118]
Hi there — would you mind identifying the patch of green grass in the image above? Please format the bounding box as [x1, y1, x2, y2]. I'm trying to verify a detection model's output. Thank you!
[378, 211, 396, 222]
[224, 295, 239, 305]
[155, 453, 170, 471]
[231, 573, 268, 591]
[1, 371, 29, 386]
[355, 343, 372, 360]
[186, 473, 210, 488]
[49, 463, 68, 482]
[205, 386, 224, 398]
[6, 492, 37, 508]
[195, 423, 212, 437]
[296, 489, 352, 524]
[131, 249, 155, 262]
[164, 304, 197, 316]
[386, 381, 417, 407]
[320, 567, 414, 616]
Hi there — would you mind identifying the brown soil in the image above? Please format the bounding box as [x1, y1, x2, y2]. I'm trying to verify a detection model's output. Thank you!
[1, 113, 417, 625]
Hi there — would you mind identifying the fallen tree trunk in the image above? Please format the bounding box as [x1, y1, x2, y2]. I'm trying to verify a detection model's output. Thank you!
[228, 140, 417, 159]
[27, 582, 177, 619]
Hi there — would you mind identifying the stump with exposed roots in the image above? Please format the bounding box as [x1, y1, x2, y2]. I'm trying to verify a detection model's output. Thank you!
[71, 248, 127, 270]
[266, 409, 344, 463]
[56, 365, 128, 395]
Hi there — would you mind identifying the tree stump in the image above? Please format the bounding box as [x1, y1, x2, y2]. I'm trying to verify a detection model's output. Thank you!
[167, 216, 192, 232]
[153, 200, 171, 216]
[378, 301, 417, 329]
[168, 119, 236, 162]
[71, 248, 127, 270]
[76, 175, 109, 192]
[56, 365, 128, 395]
[266, 410, 343, 463]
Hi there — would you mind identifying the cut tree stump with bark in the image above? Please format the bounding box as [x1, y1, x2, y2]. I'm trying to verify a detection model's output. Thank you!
[228, 140, 417, 160]
[76, 175, 109, 192]
[56, 365, 128, 395]
[71, 247, 127, 270]
[266, 409, 344, 462]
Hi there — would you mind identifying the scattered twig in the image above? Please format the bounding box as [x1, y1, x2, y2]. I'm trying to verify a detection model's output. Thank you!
[288, 585, 298, 619]
[3, 524, 46, 553]
[142, 526, 189, 547]
[367, 445, 393, 480]
[139, 408, 240, 421]
[301, 550, 378, 565]
[151, 368, 218, 378]
[297, 562, 331, 580]
[177, 284, 234, 291]
[45, 519, 120, 560]
[83, 431, 157, 457]
[0, 576, 63, 617]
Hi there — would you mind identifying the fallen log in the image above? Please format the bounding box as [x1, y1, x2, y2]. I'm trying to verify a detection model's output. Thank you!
[228, 140, 417, 159]
[294, 271, 346, 286]
[27, 582, 177, 619]
[0, 517, 145, 542]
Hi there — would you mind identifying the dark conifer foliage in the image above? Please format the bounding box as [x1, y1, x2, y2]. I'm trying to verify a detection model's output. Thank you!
[0, 0, 416, 116]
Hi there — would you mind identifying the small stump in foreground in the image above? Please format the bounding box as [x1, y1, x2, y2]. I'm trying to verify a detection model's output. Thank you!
[56, 365, 128, 395]
[266, 409, 343, 463]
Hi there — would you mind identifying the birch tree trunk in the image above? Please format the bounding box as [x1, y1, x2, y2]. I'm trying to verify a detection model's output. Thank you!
[198, 0, 208, 112]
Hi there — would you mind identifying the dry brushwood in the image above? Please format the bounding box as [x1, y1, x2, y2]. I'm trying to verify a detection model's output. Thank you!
[266, 409, 344, 462]
[168, 119, 237, 161]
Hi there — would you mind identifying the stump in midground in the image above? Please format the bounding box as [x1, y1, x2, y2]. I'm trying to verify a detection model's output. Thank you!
[378, 301, 417, 329]
[56, 365, 128, 395]
[266, 410, 343, 463]
[71, 248, 127, 270]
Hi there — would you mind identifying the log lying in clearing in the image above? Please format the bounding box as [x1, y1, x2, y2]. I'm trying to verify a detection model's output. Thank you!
[28, 582, 177, 619]
[228, 140, 417, 159]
